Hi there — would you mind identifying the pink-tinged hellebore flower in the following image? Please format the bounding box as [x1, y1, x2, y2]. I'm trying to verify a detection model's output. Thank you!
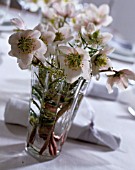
[82, 24, 113, 46]
[34, 24, 56, 45]
[8, 30, 47, 69]
[72, 13, 89, 32]
[86, 4, 113, 28]
[53, 2, 76, 18]
[83, 23, 96, 35]
[47, 24, 73, 44]
[34, 24, 56, 57]
[106, 69, 135, 93]
[91, 46, 114, 79]
[42, 7, 57, 20]
[59, 46, 90, 83]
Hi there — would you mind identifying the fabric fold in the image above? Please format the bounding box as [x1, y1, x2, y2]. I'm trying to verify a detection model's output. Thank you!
[85, 81, 118, 101]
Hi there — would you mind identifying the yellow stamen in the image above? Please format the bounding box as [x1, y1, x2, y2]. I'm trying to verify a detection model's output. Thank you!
[65, 52, 83, 70]
[95, 55, 107, 67]
[17, 36, 35, 54]
[54, 32, 64, 42]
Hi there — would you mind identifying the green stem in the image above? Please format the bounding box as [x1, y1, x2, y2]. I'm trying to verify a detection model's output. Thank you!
[39, 125, 55, 155]
[39, 100, 73, 155]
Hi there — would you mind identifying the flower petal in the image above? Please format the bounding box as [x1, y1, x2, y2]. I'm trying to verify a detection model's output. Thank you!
[99, 4, 110, 16]
[86, 23, 96, 33]
[35, 53, 45, 63]
[8, 32, 21, 44]
[102, 33, 113, 44]
[102, 46, 115, 55]
[34, 24, 45, 32]
[37, 40, 47, 54]
[20, 54, 33, 65]
[102, 16, 113, 27]
[65, 3, 75, 18]
[121, 69, 135, 80]
[17, 59, 29, 70]
[26, 30, 41, 39]
[118, 76, 128, 90]
[59, 26, 71, 39]
[89, 3, 98, 13]
[47, 24, 56, 33]
[42, 31, 55, 44]
[59, 46, 72, 55]
[106, 77, 115, 93]
[11, 17, 26, 29]
[59, 55, 82, 83]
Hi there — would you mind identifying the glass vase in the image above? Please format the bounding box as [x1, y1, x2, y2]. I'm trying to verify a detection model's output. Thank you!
[25, 64, 87, 161]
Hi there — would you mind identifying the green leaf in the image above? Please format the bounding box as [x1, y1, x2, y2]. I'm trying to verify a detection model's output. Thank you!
[35, 72, 44, 88]
[32, 99, 41, 111]
[32, 85, 42, 102]
[30, 108, 37, 117]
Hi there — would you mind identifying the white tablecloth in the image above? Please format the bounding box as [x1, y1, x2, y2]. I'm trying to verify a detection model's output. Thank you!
[0, 8, 135, 170]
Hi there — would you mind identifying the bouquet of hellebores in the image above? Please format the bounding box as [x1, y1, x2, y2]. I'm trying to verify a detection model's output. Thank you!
[8, 0, 135, 160]
[9, 0, 135, 91]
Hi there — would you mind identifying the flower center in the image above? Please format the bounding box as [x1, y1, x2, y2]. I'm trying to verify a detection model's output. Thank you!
[95, 55, 107, 67]
[17, 36, 34, 54]
[44, 0, 49, 3]
[88, 30, 102, 44]
[32, 0, 38, 3]
[41, 36, 48, 45]
[92, 19, 100, 25]
[54, 32, 64, 42]
[65, 53, 83, 70]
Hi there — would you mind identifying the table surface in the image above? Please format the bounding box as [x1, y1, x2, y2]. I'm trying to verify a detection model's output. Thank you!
[0, 8, 135, 170]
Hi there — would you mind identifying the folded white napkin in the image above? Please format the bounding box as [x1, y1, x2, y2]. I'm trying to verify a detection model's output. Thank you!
[4, 98, 29, 127]
[85, 81, 118, 101]
[4, 97, 120, 150]
[109, 37, 134, 56]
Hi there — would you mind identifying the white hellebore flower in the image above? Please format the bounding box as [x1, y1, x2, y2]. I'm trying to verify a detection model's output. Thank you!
[59, 46, 90, 83]
[82, 24, 113, 46]
[42, 7, 57, 20]
[91, 46, 114, 79]
[53, 2, 76, 18]
[86, 3, 113, 28]
[106, 69, 135, 93]
[83, 23, 96, 35]
[34, 24, 56, 45]
[34, 24, 56, 57]
[72, 13, 89, 32]
[47, 24, 73, 44]
[8, 30, 47, 69]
